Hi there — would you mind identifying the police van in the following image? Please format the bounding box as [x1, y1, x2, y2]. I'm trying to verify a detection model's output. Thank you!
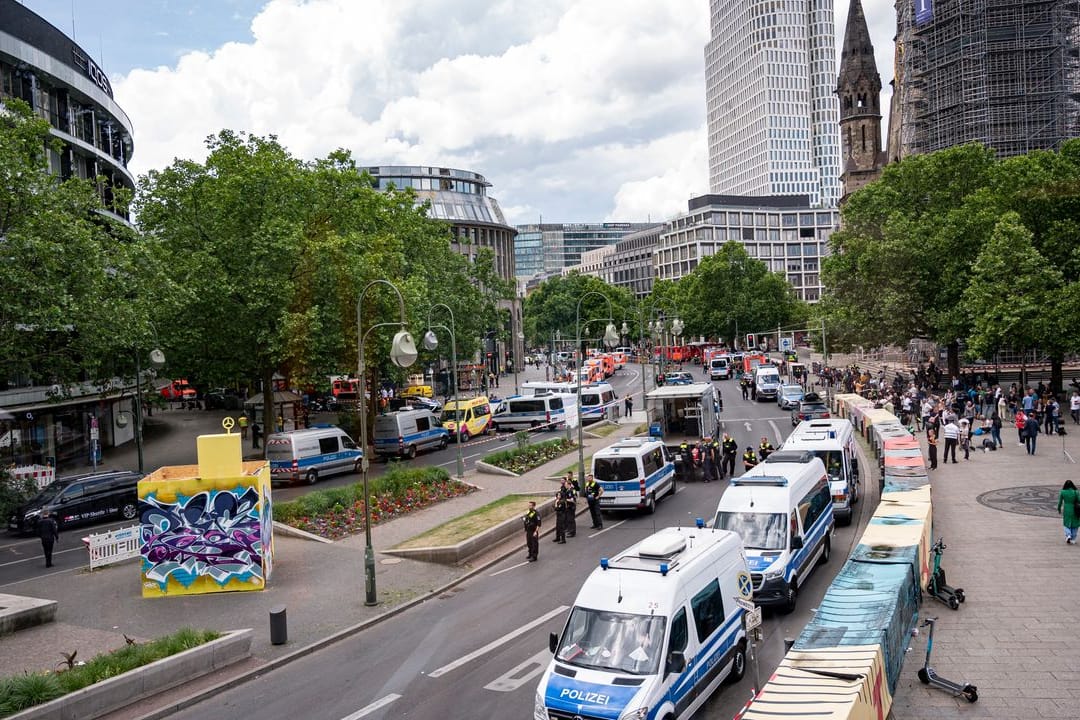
[580, 382, 618, 422]
[780, 419, 861, 525]
[592, 437, 675, 514]
[264, 425, 362, 484]
[372, 408, 449, 459]
[709, 355, 731, 380]
[536, 526, 750, 720]
[713, 450, 834, 612]
[491, 392, 579, 432]
[521, 380, 577, 396]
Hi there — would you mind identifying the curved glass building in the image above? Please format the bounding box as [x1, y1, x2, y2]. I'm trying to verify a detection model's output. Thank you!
[0, 0, 134, 222]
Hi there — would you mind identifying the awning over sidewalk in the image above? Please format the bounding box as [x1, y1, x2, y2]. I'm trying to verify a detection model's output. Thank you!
[244, 391, 302, 410]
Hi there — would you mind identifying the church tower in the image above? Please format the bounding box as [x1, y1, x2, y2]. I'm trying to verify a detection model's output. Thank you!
[836, 0, 886, 202]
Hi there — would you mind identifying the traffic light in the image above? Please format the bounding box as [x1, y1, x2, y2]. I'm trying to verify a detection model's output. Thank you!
[746, 333, 755, 349]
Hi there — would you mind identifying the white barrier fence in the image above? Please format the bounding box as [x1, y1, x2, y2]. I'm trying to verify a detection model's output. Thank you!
[85, 525, 140, 570]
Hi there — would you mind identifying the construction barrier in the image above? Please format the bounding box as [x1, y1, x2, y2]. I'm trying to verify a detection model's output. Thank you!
[86, 524, 140, 570]
[9, 464, 55, 490]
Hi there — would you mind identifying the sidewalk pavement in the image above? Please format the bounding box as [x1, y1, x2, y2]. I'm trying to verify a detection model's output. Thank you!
[0, 370, 650, 717]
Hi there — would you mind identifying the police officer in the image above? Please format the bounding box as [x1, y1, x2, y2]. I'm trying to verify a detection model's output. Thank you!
[565, 475, 578, 538]
[740, 375, 750, 400]
[758, 436, 774, 461]
[238, 414, 249, 439]
[701, 440, 717, 483]
[742, 446, 759, 473]
[678, 440, 692, 481]
[721, 433, 738, 479]
[553, 479, 572, 543]
[584, 474, 604, 529]
[523, 501, 541, 561]
[38, 510, 59, 568]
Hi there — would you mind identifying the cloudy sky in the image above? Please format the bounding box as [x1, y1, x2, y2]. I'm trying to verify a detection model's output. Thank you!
[24, 0, 897, 224]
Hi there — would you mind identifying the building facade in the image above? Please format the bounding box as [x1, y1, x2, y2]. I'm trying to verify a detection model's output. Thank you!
[890, 0, 1080, 161]
[704, 0, 842, 208]
[0, 0, 134, 222]
[655, 195, 838, 303]
[606, 224, 665, 299]
[837, 0, 887, 201]
[365, 165, 521, 374]
[513, 222, 656, 278]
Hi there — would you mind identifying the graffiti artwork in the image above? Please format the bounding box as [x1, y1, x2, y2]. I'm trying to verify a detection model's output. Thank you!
[139, 459, 273, 597]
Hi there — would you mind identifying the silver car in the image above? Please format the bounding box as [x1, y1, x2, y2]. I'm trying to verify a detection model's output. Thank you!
[777, 384, 805, 409]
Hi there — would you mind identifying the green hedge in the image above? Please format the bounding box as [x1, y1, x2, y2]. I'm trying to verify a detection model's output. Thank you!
[0, 628, 220, 717]
[274, 465, 452, 526]
[483, 438, 576, 474]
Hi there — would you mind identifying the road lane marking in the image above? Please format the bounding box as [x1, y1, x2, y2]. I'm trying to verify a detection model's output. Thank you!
[588, 519, 627, 538]
[484, 649, 551, 692]
[427, 605, 569, 678]
[0, 567, 76, 588]
[768, 420, 782, 444]
[340, 694, 402, 719]
[0, 545, 85, 568]
[490, 560, 530, 577]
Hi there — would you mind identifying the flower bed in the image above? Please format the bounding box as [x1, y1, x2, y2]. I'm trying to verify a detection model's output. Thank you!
[0, 628, 219, 718]
[482, 438, 576, 475]
[274, 467, 475, 540]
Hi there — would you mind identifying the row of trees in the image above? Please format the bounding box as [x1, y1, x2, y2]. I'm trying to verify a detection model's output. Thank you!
[820, 141, 1080, 388]
[522, 242, 809, 350]
[2, 100, 513, 432]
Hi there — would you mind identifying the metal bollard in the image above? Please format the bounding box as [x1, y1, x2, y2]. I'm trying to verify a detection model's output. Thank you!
[269, 605, 288, 645]
[783, 637, 795, 653]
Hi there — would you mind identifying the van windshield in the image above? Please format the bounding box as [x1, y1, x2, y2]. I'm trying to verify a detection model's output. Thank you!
[814, 450, 843, 480]
[714, 511, 786, 550]
[593, 457, 639, 483]
[556, 607, 665, 675]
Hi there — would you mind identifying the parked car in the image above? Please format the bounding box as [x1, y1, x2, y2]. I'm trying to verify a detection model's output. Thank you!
[777, 384, 805, 410]
[791, 392, 832, 426]
[663, 371, 695, 386]
[8, 470, 143, 533]
[205, 387, 242, 410]
[389, 396, 443, 415]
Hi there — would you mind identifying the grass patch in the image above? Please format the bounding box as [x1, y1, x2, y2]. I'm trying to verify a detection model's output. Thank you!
[395, 494, 548, 549]
[633, 423, 649, 436]
[482, 438, 576, 475]
[0, 628, 220, 718]
[588, 423, 619, 438]
[274, 466, 475, 540]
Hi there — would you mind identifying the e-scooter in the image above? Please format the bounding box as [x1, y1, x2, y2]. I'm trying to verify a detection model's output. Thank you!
[917, 617, 978, 702]
[928, 538, 965, 610]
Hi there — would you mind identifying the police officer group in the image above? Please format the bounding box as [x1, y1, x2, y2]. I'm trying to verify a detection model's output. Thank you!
[523, 472, 607, 562]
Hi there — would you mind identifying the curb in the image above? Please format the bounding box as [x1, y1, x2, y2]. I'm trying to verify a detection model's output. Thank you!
[473, 459, 519, 477]
[11, 629, 252, 720]
[271, 521, 334, 544]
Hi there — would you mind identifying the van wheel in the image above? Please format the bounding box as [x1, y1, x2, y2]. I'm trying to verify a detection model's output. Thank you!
[305, 470, 319, 485]
[645, 493, 656, 515]
[819, 536, 831, 566]
[727, 641, 747, 683]
[121, 502, 138, 520]
[782, 581, 798, 614]
[439, 437, 448, 450]
[460, 429, 470, 443]
[407, 445, 417, 459]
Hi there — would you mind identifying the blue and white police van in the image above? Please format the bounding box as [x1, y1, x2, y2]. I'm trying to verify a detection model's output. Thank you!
[372, 408, 450, 459]
[713, 450, 834, 613]
[536, 526, 750, 720]
[264, 425, 363, 484]
[491, 392, 579, 432]
[780, 419, 861, 525]
[592, 437, 675, 515]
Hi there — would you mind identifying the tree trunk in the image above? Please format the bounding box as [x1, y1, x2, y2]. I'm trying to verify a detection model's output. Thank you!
[1051, 354, 1063, 396]
[947, 341, 960, 380]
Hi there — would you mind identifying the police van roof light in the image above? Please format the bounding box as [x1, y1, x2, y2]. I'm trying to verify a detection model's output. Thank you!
[695, 517, 705, 529]
[600, 557, 609, 570]
[659, 563, 669, 576]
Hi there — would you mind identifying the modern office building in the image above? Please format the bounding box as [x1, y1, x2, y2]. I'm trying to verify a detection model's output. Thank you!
[655, 195, 839, 302]
[704, 0, 842, 208]
[606, 224, 665, 299]
[0, 0, 134, 223]
[890, 0, 1080, 161]
[837, 0, 887, 201]
[513, 222, 655, 278]
[365, 165, 521, 373]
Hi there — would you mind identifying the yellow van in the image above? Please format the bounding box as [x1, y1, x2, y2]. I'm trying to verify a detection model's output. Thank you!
[400, 384, 434, 399]
[441, 396, 493, 442]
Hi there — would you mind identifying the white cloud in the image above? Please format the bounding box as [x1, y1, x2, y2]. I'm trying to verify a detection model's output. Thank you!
[116, 0, 896, 224]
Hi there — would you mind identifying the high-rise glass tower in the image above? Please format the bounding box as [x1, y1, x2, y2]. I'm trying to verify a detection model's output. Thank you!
[705, 0, 842, 208]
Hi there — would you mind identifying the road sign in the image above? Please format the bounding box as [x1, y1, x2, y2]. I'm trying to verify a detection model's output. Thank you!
[734, 596, 755, 612]
[744, 606, 762, 631]
[780, 337, 793, 351]
[735, 570, 753, 600]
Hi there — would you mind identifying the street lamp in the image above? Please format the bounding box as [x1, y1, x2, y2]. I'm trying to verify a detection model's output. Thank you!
[356, 279, 417, 607]
[133, 347, 165, 474]
[576, 291, 619, 487]
[423, 303, 463, 478]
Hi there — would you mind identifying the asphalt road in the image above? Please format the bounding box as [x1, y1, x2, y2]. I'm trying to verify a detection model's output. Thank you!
[164, 371, 878, 720]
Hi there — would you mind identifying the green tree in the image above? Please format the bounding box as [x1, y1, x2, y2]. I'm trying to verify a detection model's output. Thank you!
[522, 274, 633, 350]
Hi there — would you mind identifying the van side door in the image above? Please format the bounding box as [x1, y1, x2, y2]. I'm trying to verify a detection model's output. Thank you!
[689, 579, 730, 698]
[664, 606, 694, 715]
[318, 434, 344, 473]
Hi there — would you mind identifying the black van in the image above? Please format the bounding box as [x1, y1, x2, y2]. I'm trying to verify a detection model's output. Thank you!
[7, 470, 143, 533]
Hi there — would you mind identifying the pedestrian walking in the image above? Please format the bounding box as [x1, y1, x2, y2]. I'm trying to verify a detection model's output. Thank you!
[1056, 480, 1080, 544]
[38, 511, 59, 568]
[584, 474, 604, 529]
[990, 411, 1004, 449]
[1024, 414, 1040, 455]
[927, 427, 938, 470]
[251, 422, 262, 449]
[942, 418, 960, 463]
[522, 501, 541, 561]
[1014, 409, 1028, 446]
[624, 395, 633, 419]
[1071, 390, 1080, 425]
